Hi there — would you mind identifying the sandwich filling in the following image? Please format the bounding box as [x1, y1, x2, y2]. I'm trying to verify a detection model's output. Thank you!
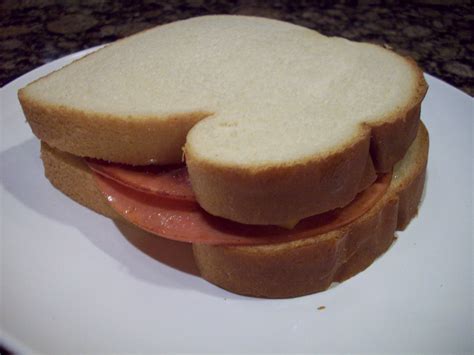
[87, 160, 392, 246]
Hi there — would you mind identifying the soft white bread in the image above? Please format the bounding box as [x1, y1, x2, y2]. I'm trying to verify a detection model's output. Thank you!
[40, 123, 428, 298]
[19, 15, 427, 225]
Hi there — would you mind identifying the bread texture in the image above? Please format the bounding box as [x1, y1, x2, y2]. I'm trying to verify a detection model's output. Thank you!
[20, 15, 427, 225]
[40, 123, 428, 298]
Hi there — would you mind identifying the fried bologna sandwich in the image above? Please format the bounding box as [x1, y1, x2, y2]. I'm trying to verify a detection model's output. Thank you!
[18, 15, 428, 298]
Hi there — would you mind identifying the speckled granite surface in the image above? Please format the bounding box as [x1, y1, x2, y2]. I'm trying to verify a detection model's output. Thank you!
[1, 0, 473, 95]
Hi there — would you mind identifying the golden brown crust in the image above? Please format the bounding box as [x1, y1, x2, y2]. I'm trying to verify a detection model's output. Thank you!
[186, 96, 426, 226]
[41, 142, 121, 219]
[39, 123, 428, 298]
[367, 55, 428, 171]
[396, 169, 426, 230]
[369, 101, 421, 171]
[20, 92, 210, 165]
[187, 134, 377, 225]
[194, 124, 428, 297]
[193, 198, 399, 297]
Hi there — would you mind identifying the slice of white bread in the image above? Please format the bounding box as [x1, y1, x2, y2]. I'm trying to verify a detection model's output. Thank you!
[19, 15, 427, 225]
[40, 123, 428, 298]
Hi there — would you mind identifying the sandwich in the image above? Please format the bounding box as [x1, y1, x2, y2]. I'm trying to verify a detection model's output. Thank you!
[18, 15, 428, 298]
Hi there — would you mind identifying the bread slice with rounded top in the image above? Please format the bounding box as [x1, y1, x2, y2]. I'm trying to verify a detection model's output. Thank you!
[19, 15, 427, 225]
[40, 122, 428, 298]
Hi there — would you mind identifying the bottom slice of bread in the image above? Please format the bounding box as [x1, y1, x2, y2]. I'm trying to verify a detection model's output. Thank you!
[40, 123, 428, 298]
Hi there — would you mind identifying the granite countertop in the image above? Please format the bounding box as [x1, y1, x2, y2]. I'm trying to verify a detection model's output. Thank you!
[1, 1, 473, 95]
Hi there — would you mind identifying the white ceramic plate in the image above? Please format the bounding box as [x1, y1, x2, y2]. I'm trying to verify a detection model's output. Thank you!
[1, 48, 472, 354]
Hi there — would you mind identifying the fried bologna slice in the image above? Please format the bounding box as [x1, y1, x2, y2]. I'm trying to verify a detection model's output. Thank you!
[20, 15, 427, 225]
[40, 123, 428, 298]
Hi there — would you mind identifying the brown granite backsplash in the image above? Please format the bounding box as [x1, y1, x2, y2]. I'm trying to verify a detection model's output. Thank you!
[1, 0, 473, 95]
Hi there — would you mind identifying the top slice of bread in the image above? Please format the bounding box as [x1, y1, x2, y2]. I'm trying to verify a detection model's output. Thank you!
[18, 15, 427, 224]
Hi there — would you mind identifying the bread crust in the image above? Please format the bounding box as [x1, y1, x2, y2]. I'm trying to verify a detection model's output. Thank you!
[194, 123, 428, 297]
[20, 91, 209, 165]
[186, 95, 425, 225]
[41, 142, 121, 219]
[39, 123, 428, 298]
